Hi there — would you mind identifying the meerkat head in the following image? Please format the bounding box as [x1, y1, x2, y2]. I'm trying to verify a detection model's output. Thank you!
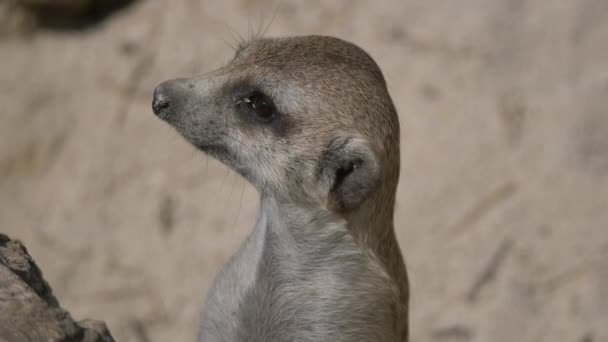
[153, 35, 400, 213]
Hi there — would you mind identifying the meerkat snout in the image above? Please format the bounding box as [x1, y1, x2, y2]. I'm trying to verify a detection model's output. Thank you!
[151, 82, 173, 117]
[152, 78, 189, 119]
[152, 35, 409, 341]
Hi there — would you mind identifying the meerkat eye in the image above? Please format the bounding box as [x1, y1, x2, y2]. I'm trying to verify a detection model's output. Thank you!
[238, 93, 275, 121]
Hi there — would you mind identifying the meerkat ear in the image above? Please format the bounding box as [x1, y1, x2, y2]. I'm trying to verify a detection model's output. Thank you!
[319, 137, 381, 212]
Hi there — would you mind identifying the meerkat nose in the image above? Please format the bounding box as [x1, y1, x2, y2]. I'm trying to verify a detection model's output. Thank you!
[152, 84, 172, 117]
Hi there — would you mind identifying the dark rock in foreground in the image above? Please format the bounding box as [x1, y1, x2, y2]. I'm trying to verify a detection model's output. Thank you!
[0, 233, 115, 342]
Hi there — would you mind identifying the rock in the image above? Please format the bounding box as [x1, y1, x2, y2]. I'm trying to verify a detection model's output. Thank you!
[0, 233, 115, 342]
[0, 0, 135, 33]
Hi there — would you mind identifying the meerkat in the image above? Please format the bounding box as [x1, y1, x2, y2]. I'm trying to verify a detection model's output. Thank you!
[152, 35, 409, 342]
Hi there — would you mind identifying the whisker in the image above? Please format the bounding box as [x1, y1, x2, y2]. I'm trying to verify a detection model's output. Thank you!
[228, 26, 246, 49]
[219, 168, 231, 192]
[230, 177, 246, 230]
[227, 168, 238, 199]
[247, 15, 252, 42]
[204, 154, 209, 178]
[221, 38, 237, 52]
[218, 132, 246, 147]
[256, 8, 265, 40]
[261, 4, 281, 39]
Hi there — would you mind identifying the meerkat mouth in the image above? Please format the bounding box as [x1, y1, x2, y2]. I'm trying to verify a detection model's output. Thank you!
[195, 143, 227, 154]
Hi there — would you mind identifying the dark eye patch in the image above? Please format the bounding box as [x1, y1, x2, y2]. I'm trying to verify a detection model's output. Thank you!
[225, 82, 294, 137]
[237, 92, 276, 122]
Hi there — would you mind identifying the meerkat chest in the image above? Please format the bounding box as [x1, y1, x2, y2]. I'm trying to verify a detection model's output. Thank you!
[199, 220, 398, 342]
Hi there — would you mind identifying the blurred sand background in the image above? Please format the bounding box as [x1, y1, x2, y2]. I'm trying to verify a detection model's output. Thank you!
[1, 0, 608, 341]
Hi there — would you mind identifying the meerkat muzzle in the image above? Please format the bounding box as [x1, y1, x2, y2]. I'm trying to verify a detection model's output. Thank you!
[152, 78, 190, 119]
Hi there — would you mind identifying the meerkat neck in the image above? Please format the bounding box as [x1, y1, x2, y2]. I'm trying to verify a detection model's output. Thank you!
[258, 194, 338, 235]
[345, 184, 407, 295]
[257, 190, 398, 257]
[347, 189, 397, 253]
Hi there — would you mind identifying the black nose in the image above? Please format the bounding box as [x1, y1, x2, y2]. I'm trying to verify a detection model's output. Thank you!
[152, 84, 171, 117]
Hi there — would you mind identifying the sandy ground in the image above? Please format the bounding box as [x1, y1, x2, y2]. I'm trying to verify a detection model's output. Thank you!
[1, 0, 607, 341]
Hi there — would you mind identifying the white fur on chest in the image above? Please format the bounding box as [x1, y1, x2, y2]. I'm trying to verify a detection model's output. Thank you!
[199, 211, 398, 342]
